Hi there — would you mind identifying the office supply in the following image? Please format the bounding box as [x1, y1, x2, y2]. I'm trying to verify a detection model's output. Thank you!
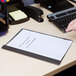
[1, 0, 4, 2]
[2, 29, 72, 64]
[6, 0, 21, 4]
[18, 6, 44, 22]
[7, 0, 10, 2]
[70, 0, 76, 3]
[47, 7, 76, 33]
[34, 0, 74, 12]
[9, 10, 27, 21]
[6, 0, 29, 25]
[0, 2, 9, 36]
[1, 0, 10, 2]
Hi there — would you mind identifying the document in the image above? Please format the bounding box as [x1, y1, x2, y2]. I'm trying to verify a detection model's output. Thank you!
[2, 29, 72, 64]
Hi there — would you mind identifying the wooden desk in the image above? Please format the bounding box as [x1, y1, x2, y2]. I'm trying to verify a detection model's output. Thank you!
[0, 3, 76, 76]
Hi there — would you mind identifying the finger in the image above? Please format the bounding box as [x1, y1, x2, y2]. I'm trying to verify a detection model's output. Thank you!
[66, 19, 76, 32]
[66, 26, 72, 32]
[68, 19, 76, 28]
[66, 23, 76, 32]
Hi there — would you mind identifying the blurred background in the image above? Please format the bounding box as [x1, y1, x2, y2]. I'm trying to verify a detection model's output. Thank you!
[22, 0, 34, 6]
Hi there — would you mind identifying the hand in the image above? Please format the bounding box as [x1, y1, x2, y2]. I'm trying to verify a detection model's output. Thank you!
[66, 19, 76, 32]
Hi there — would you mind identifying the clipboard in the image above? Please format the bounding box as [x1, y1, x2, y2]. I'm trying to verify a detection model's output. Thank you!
[2, 29, 72, 64]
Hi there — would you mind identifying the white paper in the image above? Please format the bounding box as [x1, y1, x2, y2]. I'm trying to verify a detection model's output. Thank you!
[6, 29, 72, 61]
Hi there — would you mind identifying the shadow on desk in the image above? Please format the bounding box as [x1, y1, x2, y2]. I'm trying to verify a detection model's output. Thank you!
[54, 65, 76, 76]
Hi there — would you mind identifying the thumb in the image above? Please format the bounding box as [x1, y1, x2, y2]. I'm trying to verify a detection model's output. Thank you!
[66, 26, 73, 32]
[66, 24, 76, 32]
[66, 19, 76, 32]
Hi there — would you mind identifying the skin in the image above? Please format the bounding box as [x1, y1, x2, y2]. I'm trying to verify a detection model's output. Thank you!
[66, 19, 76, 32]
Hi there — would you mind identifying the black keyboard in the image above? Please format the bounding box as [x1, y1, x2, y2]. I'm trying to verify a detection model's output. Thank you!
[47, 7, 76, 33]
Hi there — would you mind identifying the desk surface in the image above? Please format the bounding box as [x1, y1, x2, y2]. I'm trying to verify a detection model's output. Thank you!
[0, 1, 76, 76]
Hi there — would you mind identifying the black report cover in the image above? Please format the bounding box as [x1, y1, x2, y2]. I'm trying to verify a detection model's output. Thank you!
[2, 29, 72, 65]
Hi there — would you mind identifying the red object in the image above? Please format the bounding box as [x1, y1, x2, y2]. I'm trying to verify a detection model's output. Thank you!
[1, 0, 5, 2]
